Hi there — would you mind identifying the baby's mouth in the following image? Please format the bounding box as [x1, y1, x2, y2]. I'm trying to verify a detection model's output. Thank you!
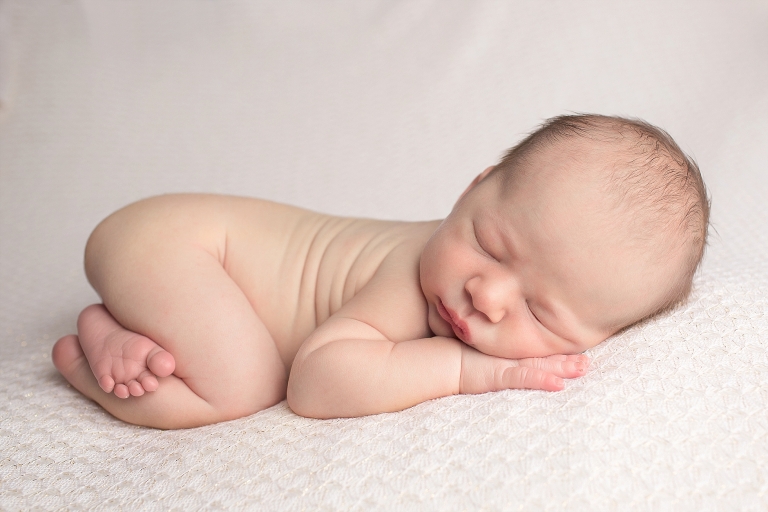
[437, 299, 472, 344]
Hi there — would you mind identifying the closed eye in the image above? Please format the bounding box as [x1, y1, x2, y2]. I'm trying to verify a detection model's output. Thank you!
[472, 221, 496, 260]
[527, 302, 571, 348]
[526, 301, 539, 322]
[527, 301, 547, 330]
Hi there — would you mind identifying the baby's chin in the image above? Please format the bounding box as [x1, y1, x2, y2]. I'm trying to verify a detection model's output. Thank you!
[427, 314, 452, 339]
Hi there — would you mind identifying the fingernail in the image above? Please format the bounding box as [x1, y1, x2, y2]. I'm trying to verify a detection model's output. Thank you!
[574, 362, 585, 371]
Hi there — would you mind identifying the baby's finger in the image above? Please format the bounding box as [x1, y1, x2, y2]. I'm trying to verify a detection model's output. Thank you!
[516, 357, 587, 378]
[543, 354, 589, 363]
[502, 366, 564, 392]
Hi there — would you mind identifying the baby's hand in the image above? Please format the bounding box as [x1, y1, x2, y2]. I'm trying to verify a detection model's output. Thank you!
[458, 344, 588, 394]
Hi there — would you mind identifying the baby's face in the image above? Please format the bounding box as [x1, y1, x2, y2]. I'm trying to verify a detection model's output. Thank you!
[420, 158, 676, 359]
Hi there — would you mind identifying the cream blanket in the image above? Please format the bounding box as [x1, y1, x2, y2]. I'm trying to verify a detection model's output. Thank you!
[1, 1, 766, 509]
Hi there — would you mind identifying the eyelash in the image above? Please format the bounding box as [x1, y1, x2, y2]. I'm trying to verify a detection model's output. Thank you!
[527, 302, 541, 324]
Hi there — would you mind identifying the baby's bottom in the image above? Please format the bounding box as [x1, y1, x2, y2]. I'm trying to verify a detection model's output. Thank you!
[52, 197, 287, 429]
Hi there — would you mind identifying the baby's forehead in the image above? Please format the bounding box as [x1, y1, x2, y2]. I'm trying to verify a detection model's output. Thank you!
[487, 162, 678, 252]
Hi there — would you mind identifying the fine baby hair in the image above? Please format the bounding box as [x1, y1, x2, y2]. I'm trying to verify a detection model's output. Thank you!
[490, 114, 709, 322]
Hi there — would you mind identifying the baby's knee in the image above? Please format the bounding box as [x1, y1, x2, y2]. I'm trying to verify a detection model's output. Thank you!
[83, 195, 220, 293]
[83, 200, 149, 287]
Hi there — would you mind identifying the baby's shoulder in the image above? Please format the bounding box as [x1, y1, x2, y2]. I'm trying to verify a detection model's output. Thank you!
[330, 221, 439, 342]
[338, 219, 438, 296]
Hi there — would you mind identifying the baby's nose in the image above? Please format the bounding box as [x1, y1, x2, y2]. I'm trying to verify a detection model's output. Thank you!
[465, 276, 507, 323]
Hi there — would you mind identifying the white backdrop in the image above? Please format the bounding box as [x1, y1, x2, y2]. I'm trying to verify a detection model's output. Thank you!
[1, 1, 767, 510]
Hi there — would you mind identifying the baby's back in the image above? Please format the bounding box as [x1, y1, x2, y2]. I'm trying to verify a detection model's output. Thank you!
[95, 194, 435, 368]
[222, 195, 434, 365]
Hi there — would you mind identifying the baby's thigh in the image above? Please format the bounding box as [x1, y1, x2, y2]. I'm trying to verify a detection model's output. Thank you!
[84, 195, 287, 413]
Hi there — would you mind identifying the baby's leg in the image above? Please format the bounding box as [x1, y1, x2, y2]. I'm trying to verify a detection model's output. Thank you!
[53, 333, 221, 428]
[60, 304, 175, 399]
[52, 196, 287, 429]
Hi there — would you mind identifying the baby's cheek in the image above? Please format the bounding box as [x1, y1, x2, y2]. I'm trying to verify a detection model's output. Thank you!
[497, 326, 553, 359]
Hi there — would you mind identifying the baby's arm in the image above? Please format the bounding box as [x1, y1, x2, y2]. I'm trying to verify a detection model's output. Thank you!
[287, 245, 585, 419]
[287, 316, 584, 419]
[288, 317, 462, 418]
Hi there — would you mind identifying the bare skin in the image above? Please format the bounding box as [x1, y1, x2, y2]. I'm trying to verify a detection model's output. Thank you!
[53, 149, 683, 428]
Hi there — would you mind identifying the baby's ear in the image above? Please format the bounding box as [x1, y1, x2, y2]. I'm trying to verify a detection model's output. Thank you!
[458, 166, 495, 202]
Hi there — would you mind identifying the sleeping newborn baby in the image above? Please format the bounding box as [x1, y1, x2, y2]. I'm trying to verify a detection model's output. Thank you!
[52, 114, 709, 428]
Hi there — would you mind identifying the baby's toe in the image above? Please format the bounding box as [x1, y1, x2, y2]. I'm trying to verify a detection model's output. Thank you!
[98, 375, 116, 393]
[114, 383, 130, 399]
[147, 348, 175, 378]
[138, 373, 159, 393]
[127, 380, 145, 397]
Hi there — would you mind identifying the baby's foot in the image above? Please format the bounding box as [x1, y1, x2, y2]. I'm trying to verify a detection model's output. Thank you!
[71, 304, 175, 398]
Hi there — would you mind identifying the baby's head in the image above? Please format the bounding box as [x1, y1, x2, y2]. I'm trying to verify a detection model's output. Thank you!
[420, 114, 709, 359]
